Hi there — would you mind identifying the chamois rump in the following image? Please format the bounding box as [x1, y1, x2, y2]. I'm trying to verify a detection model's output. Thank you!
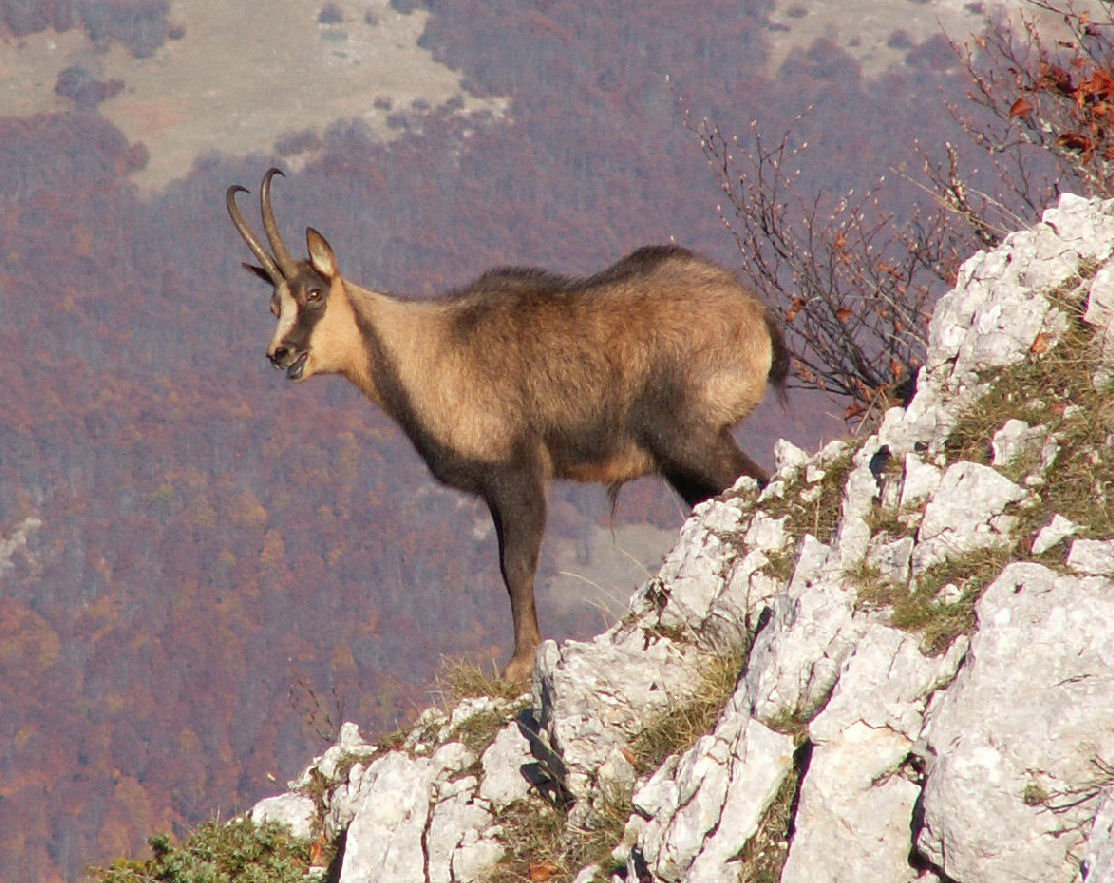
[227, 168, 789, 683]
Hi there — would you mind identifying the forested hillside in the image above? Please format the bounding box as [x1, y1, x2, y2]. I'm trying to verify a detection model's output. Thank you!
[0, 1, 973, 878]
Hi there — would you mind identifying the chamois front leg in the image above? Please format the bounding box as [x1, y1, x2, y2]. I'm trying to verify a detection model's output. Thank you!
[482, 463, 547, 685]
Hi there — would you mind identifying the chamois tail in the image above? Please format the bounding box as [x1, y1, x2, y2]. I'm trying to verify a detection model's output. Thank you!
[765, 309, 791, 404]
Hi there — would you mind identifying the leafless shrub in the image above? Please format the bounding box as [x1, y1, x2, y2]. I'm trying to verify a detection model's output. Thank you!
[688, 1, 1114, 422]
[687, 105, 955, 420]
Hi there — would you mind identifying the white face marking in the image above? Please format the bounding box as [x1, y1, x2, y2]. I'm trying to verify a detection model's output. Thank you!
[268, 284, 300, 356]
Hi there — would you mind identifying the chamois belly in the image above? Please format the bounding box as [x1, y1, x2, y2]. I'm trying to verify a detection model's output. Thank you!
[552, 445, 656, 484]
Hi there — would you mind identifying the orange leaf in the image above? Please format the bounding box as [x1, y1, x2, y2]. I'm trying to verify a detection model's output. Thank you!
[844, 401, 866, 421]
[529, 862, 560, 881]
[1039, 62, 1074, 95]
[836, 307, 853, 324]
[1009, 97, 1033, 118]
[1058, 132, 1094, 154]
[786, 297, 806, 323]
[1030, 331, 1052, 354]
[1080, 69, 1114, 103]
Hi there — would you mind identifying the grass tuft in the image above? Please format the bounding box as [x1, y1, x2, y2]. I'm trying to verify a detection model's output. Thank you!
[86, 818, 318, 883]
[944, 318, 1114, 544]
[436, 656, 529, 704]
[760, 454, 854, 547]
[855, 547, 1016, 654]
[482, 791, 631, 883]
[629, 646, 749, 776]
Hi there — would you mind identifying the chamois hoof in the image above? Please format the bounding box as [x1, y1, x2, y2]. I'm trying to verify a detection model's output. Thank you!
[501, 652, 536, 686]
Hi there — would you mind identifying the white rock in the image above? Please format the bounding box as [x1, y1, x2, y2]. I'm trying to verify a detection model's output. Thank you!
[913, 461, 1026, 572]
[1083, 790, 1114, 881]
[425, 787, 494, 883]
[632, 714, 794, 881]
[338, 721, 367, 750]
[1032, 514, 1079, 556]
[899, 452, 942, 510]
[774, 438, 811, 475]
[431, 740, 475, 773]
[745, 537, 860, 726]
[991, 418, 1046, 467]
[649, 499, 747, 631]
[1041, 193, 1114, 251]
[571, 865, 602, 883]
[917, 563, 1114, 882]
[832, 446, 883, 568]
[1067, 538, 1114, 575]
[681, 720, 795, 882]
[339, 752, 438, 882]
[249, 793, 318, 840]
[782, 724, 920, 883]
[478, 723, 533, 810]
[535, 634, 704, 802]
[744, 512, 789, 554]
[1086, 263, 1114, 384]
[451, 834, 505, 882]
[783, 626, 965, 882]
[866, 535, 914, 584]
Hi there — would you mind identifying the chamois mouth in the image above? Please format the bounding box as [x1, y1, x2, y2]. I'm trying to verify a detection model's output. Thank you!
[286, 352, 309, 381]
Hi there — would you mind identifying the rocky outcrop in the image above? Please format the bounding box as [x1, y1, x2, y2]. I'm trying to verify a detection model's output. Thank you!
[250, 194, 1114, 881]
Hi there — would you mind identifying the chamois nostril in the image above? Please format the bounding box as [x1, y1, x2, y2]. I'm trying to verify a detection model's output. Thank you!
[269, 345, 288, 366]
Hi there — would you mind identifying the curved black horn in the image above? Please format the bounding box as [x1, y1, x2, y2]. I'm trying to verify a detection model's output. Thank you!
[261, 168, 298, 277]
[227, 184, 283, 284]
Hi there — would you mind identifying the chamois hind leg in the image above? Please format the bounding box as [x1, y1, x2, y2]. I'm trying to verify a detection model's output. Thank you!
[653, 425, 768, 508]
[482, 463, 547, 684]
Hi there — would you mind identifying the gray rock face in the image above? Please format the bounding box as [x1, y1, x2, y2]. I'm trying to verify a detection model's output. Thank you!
[241, 194, 1114, 882]
[918, 563, 1114, 882]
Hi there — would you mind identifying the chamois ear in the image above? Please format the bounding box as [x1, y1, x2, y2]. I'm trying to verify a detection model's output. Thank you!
[242, 263, 273, 284]
[306, 228, 339, 280]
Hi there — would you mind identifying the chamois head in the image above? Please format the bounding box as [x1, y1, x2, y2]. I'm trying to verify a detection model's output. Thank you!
[227, 168, 347, 382]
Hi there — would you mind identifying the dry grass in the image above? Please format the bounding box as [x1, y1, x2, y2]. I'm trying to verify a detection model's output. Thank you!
[735, 756, 803, 883]
[629, 646, 749, 776]
[482, 792, 631, 883]
[435, 656, 529, 704]
[760, 453, 854, 547]
[945, 316, 1114, 545]
[855, 546, 1016, 654]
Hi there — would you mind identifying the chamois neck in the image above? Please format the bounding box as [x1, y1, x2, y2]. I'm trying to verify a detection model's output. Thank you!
[342, 283, 442, 415]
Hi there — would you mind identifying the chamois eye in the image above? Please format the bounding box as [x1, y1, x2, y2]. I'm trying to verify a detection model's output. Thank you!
[306, 288, 323, 304]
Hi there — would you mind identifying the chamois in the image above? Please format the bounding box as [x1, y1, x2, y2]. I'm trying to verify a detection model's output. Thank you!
[227, 168, 789, 683]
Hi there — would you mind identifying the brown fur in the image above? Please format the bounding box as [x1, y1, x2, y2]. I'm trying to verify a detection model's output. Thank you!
[227, 170, 789, 683]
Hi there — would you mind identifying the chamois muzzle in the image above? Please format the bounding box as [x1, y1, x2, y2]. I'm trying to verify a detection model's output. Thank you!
[269, 346, 308, 380]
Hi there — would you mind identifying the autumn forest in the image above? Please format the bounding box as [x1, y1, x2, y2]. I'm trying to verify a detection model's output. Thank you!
[0, 0, 998, 878]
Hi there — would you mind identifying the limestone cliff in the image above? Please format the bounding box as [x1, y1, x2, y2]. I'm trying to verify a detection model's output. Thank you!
[251, 194, 1114, 882]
